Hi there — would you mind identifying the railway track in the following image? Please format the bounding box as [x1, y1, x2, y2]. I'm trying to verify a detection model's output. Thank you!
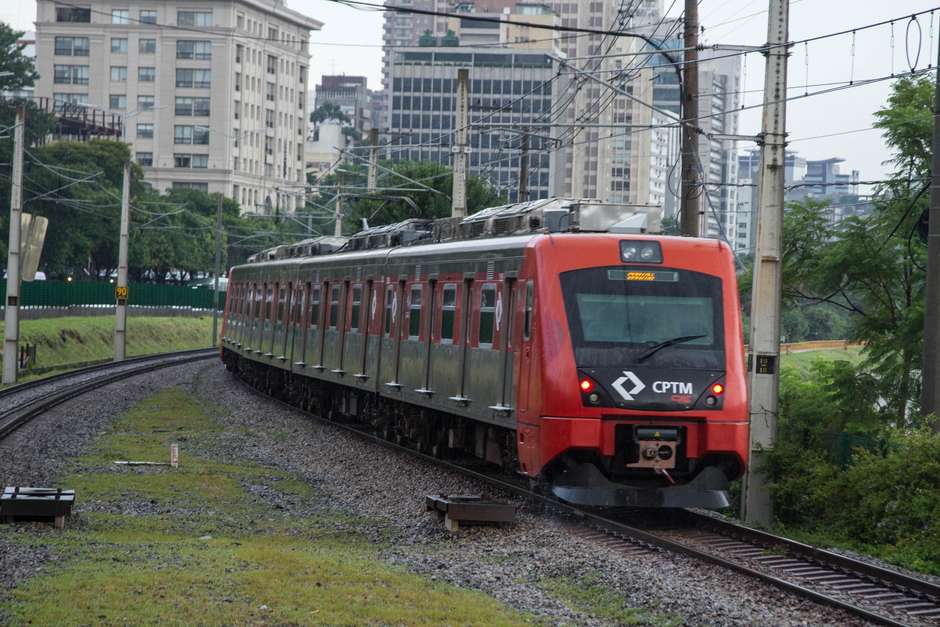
[0, 349, 217, 441]
[235, 373, 940, 627]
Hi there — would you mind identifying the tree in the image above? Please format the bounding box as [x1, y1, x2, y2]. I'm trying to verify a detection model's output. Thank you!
[310, 102, 350, 126]
[776, 76, 933, 422]
[0, 23, 38, 92]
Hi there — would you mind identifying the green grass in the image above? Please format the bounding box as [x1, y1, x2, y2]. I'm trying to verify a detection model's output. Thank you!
[780, 346, 863, 373]
[0, 388, 533, 626]
[540, 575, 678, 626]
[0, 315, 213, 372]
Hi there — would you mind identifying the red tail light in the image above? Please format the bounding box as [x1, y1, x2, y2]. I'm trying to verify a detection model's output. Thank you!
[711, 383, 725, 395]
[579, 378, 594, 393]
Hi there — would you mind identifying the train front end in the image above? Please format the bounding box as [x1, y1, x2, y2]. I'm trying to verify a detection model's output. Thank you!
[517, 234, 748, 509]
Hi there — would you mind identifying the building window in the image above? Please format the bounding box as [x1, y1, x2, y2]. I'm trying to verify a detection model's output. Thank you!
[172, 181, 209, 191]
[174, 125, 193, 144]
[193, 125, 209, 145]
[236, 13, 245, 30]
[174, 96, 210, 116]
[136, 123, 153, 138]
[53, 92, 88, 111]
[139, 9, 157, 24]
[109, 94, 126, 110]
[177, 11, 212, 27]
[174, 154, 208, 169]
[110, 66, 127, 82]
[111, 9, 129, 24]
[56, 7, 90, 22]
[54, 36, 89, 56]
[176, 69, 211, 88]
[139, 38, 156, 54]
[136, 152, 153, 166]
[266, 55, 277, 74]
[53, 64, 89, 85]
[137, 95, 155, 110]
[265, 109, 274, 129]
[111, 38, 128, 54]
[265, 82, 275, 101]
[138, 67, 155, 82]
[176, 40, 211, 60]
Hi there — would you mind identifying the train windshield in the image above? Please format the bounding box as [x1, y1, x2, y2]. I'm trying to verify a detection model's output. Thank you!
[559, 266, 725, 369]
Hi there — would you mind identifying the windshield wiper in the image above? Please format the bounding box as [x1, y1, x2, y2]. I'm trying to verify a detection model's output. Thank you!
[636, 334, 706, 363]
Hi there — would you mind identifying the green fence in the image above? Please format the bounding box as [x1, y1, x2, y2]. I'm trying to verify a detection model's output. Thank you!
[0, 281, 219, 309]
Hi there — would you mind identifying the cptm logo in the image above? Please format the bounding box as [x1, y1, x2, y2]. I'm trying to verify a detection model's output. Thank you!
[612, 371, 694, 401]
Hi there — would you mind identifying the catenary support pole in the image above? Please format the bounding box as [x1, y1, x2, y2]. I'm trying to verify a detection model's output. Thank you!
[114, 160, 130, 362]
[2, 104, 25, 384]
[211, 193, 223, 347]
[334, 170, 343, 237]
[742, 0, 790, 527]
[920, 20, 940, 430]
[679, 0, 701, 237]
[517, 130, 530, 203]
[452, 68, 469, 218]
[367, 128, 379, 194]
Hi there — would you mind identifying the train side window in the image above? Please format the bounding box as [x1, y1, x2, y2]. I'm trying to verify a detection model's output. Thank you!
[310, 285, 321, 329]
[524, 280, 534, 341]
[441, 283, 457, 344]
[329, 285, 340, 329]
[384, 284, 395, 336]
[479, 283, 497, 347]
[408, 284, 422, 339]
[350, 284, 362, 332]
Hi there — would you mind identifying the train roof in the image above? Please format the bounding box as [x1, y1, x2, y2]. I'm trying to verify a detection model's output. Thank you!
[240, 197, 663, 270]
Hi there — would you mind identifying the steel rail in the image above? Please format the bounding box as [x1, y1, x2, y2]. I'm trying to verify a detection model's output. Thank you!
[0, 349, 216, 441]
[232, 373, 920, 627]
[0, 348, 215, 402]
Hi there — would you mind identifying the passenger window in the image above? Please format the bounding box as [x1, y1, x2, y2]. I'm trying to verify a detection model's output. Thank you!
[524, 280, 534, 341]
[408, 285, 422, 339]
[479, 284, 496, 347]
[350, 284, 362, 332]
[385, 285, 395, 336]
[329, 285, 340, 329]
[310, 285, 321, 329]
[441, 284, 457, 343]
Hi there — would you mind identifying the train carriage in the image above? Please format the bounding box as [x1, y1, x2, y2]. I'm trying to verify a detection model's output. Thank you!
[221, 199, 748, 508]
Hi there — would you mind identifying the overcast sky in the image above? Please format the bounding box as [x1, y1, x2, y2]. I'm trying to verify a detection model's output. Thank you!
[4, 0, 938, 184]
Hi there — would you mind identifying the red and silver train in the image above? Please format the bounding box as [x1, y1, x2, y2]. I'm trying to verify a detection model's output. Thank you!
[220, 199, 748, 508]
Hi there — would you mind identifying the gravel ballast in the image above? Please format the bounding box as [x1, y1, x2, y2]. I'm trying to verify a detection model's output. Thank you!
[0, 359, 877, 625]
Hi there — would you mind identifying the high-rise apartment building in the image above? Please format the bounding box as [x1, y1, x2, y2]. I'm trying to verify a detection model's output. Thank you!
[314, 75, 371, 133]
[34, 0, 322, 214]
[387, 47, 569, 200]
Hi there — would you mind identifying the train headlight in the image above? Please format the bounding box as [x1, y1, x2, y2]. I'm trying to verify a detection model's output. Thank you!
[620, 240, 662, 264]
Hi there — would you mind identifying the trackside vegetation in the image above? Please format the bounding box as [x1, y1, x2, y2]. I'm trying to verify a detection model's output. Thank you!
[0, 389, 531, 624]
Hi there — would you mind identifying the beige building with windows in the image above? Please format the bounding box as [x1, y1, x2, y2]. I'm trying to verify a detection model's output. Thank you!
[34, 0, 322, 214]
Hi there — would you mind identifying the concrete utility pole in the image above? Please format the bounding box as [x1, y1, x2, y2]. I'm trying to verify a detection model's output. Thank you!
[334, 170, 344, 237]
[919, 25, 940, 430]
[742, 0, 790, 527]
[211, 194, 223, 347]
[517, 130, 530, 203]
[114, 160, 130, 362]
[2, 104, 25, 384]
[452, 68, 470, 218]
[367, 128, 379, 194]
[679, 0, 701, 237]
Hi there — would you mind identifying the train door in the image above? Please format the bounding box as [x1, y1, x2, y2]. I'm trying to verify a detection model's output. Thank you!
[452, 277, 474, 403]
[257, 283, 269, 354]
[379, 281, 398, 386]
[496, 277, 516, 410]
[332, 280, 350, 374]
[278, 282, 292, 361]
[391, 280, 406, 386]
[517, 280, 535, 415]
[417, 278, 437, 394]
[307, 283, 323, 368]
[357, 280, 374, 380]
[290, 282, 307, 367]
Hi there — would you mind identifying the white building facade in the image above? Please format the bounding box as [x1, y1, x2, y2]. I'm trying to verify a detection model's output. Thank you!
[34, 0, 322, 214]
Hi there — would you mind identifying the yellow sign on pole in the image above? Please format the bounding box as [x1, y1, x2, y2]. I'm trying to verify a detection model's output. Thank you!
[115, 286, 128, 300]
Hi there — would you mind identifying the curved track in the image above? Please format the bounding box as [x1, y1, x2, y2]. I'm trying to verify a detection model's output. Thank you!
[0, 349, 217, 441]
[233, 369, 939, 627]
